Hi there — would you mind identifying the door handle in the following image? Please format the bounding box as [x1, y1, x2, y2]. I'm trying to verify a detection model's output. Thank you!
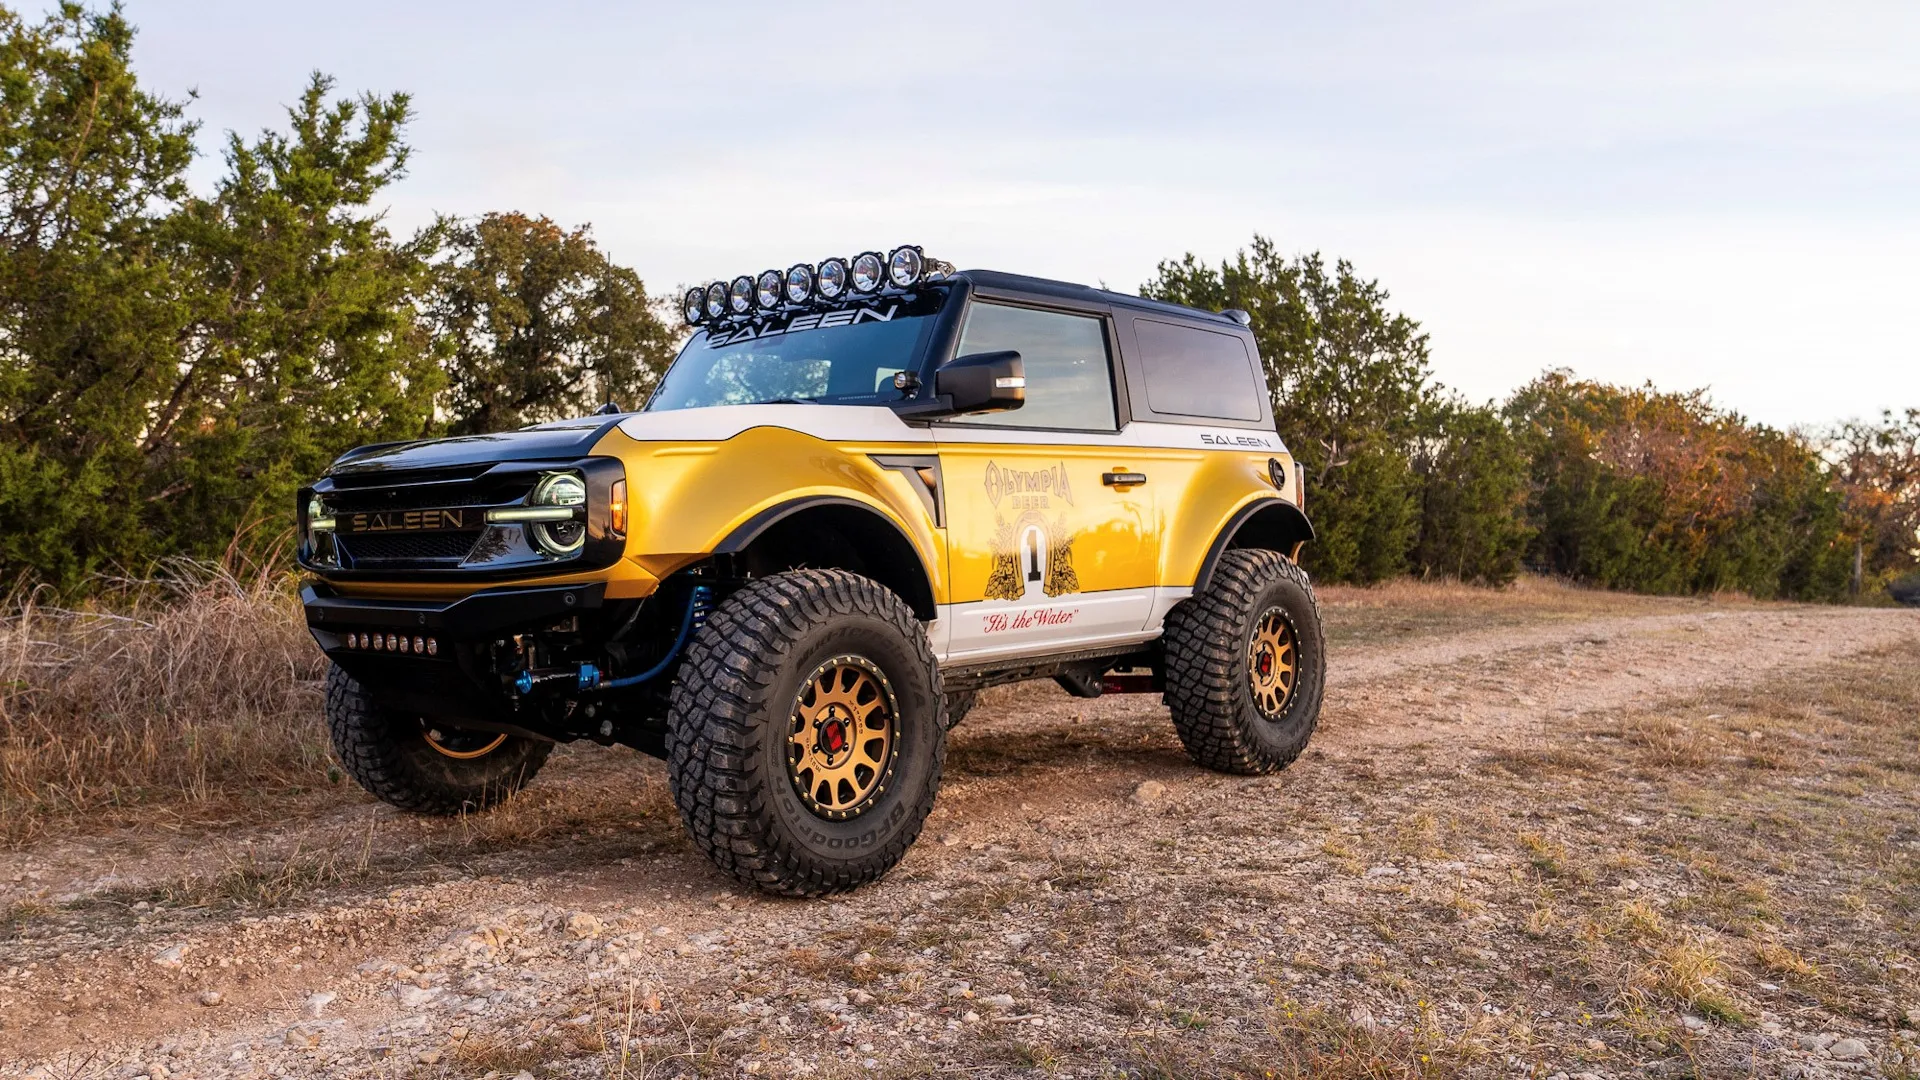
[1102, 471, 1147, 487]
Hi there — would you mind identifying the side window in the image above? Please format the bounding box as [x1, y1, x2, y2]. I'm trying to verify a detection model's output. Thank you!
[1133, 319, 1263, 422]
[946, 302, 1116, 431]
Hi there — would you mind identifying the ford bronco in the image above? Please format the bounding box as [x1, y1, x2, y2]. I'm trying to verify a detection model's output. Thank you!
[298, 247, 1323, 896]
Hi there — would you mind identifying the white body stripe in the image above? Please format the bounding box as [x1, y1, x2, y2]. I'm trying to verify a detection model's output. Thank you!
[616, 404, 930, 444]
[617, 404, 1285, 456]
[933, 585, 1192, 666]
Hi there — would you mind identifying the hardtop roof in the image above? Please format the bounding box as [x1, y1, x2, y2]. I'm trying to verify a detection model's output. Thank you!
[954, 269, 1244, 329]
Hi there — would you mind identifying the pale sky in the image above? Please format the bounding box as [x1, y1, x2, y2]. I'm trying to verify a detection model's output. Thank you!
[119, 1, 1918, 431]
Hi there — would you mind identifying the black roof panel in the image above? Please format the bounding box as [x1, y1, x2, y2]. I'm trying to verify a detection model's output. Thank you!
[956, 269, 1241, 327]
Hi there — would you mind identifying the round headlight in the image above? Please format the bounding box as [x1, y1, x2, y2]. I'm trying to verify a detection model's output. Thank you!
[528, 472, 588, 557]
[682, 288, 705, 325]
[755, 269, 783, 310]
[704, 282, 728, 320]
[785, 263, 814, 304]
[887, 246, 924, 289]
[532, 472, 587, 507]
[728, 276, 754, 315]
[816, 257, 850, 300]
[850, 252, 885, 294]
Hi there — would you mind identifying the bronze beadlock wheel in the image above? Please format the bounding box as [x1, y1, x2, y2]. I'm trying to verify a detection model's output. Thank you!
[423, 723, 509, 760]
[1162, 549, 1325, 776]
[324, 664, 552, 816]
[788, 655, 899, 820]
[1247, 606, 1298, 718]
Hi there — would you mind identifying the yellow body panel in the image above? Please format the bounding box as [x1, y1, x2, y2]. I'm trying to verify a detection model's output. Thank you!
[590, 425, 949, 602]
[934, 444, 1158, 603]
[1145, 448, 1300, 588]
[320, 422, 1300, 615]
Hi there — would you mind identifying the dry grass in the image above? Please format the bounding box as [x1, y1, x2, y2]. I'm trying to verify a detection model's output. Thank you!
[0, 559, 328, 843]
[1, 579, 1916, 1078]
[1316, 573, 1720, 647]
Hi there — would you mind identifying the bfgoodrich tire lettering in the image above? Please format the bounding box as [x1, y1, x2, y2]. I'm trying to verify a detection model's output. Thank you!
[1162, 549, 1326, 774]
[323, 664, 551, 814]
[666, 569, 945, 896]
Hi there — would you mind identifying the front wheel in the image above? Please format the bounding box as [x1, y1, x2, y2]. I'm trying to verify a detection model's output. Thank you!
[324, 665, 551, 814]
[1162, 549, 1326, 775]
[665, 570, 946, 896]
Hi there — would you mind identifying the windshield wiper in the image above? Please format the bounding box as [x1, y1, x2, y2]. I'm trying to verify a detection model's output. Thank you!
[759, 396, 821, 404]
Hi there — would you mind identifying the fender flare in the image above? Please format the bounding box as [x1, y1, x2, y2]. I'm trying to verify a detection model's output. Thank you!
[715, 495, 938, 619]
[1192, 498, 1315, 594]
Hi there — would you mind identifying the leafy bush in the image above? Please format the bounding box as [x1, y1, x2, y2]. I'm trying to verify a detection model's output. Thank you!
[1147, 241, 1862, 600]
[1508, 372, 1849, 600]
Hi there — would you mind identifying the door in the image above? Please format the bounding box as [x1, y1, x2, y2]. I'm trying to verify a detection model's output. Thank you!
[933, 299, 1160, 665]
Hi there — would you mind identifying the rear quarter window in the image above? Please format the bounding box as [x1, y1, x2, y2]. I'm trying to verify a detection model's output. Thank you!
[1133, 319, 1263, 422]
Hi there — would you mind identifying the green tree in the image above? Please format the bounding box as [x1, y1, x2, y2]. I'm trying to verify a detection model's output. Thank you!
[0, 2, 440, 592]
[0, 3, 197, 589]
[430, 212, 672, 435]
[1412, 399, 1532, 585]
[1143, 237, 1434, 582]
[1506, 372, 1849, 600]
[143, 74, 442, 558]
[1829, 409, 1920, 597]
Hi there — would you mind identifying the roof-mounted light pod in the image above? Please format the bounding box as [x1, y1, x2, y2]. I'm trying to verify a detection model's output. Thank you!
[816, 257, 850, 300]
[755, 270, 783, 311]
[682, 288, 705, 326]
[850, 252, 885, 294]
[887, 246, 925, 289]
[704, 282, 727, 320]
[785, 263, 814, 304]
[728, 276, 754, 315]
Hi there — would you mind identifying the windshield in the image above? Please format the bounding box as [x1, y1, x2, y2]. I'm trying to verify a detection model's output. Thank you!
[647, 292, 948, 411]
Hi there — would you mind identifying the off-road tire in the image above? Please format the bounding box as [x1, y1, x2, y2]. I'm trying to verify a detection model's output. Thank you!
[324, 664, 552, 814]
[1162, 549, 1326, 775]
[943, 690, 977, 730]
[666, 570, 945, 896]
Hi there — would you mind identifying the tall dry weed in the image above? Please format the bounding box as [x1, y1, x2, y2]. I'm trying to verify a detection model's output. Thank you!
[0, 557, 328, 842]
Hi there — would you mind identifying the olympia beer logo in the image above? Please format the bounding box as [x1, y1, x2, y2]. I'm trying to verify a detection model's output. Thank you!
[983, 461, 1073, 511]
[981, 461, 1080, 602]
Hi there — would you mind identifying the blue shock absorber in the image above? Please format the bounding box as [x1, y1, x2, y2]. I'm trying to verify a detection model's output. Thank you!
[598, 585, 712, 691]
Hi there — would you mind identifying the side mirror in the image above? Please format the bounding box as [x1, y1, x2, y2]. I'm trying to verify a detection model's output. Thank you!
[934, 350, 1025, 415]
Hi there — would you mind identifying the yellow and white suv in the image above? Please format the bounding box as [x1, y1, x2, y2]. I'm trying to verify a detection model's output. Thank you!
[297, 247, 1323, 895]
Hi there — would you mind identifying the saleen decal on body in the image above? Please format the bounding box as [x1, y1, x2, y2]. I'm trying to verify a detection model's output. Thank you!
[1200, 432, 1274, 448]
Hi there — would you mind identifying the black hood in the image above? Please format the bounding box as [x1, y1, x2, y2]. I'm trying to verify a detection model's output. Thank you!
[327, 416, 627, 477]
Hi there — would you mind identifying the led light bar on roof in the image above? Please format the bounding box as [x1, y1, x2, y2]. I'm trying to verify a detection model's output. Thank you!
[680, 246, 954, 326]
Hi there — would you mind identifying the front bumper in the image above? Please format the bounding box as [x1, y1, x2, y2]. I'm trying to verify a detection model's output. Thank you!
[301, 580, 608, 643]
[302, 581, 611, 730]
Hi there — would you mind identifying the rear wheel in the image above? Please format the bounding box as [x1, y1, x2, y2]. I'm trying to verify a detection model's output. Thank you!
[324, 664, 551, 814]
[666, 570, 945, 896]
[1162, 549, 1325, 775]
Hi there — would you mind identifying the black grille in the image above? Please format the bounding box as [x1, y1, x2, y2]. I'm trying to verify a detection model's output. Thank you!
[329, 479, 534, 515]
[338, 532, 481, 563]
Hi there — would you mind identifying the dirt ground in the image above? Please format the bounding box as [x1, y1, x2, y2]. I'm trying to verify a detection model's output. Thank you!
[3, 580, 1918, 1079]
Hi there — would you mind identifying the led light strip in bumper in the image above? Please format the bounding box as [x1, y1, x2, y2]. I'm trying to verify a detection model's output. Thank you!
[340, 632, 439, 656]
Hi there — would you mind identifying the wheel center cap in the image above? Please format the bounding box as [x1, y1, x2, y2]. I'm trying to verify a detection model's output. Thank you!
[1255, 645, 1275, 680]
[817, 710, 851, 760]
